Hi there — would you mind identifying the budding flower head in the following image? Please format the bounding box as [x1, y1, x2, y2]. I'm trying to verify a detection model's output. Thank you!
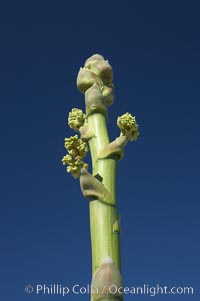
[68, 108, 85, 131]
[85, 54, 113, 85]
[117, 112, 139, 141]
[77, 54, 114, 99]
[62, 154, 88, 179]
[62, 154, 73, 165]
[62, 135, 88, 178]
[64, 135, 88, 158]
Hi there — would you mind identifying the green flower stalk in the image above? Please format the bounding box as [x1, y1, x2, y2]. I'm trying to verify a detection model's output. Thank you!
[62, 54, 139, 301]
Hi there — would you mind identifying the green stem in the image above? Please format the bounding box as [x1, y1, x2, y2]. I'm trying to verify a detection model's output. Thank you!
[87, 113, 109, 174]
[87, 113, 123, 300]
[64, 53, 139, 301]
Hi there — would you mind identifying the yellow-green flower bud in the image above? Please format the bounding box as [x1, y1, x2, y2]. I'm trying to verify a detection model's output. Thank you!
[68, 108, 85, 131]
[117, 112, 139, 141]
[62, 135, 89, 178]
[62, 154, 73, 165]
[64, 135, 88, 158]
[67, 165, 79, 179]
[66, 157, 88, 179]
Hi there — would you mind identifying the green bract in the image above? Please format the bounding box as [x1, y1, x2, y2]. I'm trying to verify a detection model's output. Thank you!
[76, 54, 115, 112]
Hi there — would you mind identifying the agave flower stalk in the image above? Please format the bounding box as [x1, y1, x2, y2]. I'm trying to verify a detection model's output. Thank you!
[62, 54, 139, 301]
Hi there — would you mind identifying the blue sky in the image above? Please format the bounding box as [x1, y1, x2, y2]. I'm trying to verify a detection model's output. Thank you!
[0, 1, 200, 300]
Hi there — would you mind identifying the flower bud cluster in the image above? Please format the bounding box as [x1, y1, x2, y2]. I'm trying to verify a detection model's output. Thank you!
[117, 113, 139, 141]
[62, 135, 88, 178]
[68, 108, 85, 131]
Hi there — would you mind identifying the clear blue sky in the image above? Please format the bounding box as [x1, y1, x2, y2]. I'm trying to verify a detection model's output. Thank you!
[0, 1, 200, 300]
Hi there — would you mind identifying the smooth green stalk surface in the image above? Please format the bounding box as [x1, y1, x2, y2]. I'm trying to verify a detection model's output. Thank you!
[87, 113, 120, 273]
